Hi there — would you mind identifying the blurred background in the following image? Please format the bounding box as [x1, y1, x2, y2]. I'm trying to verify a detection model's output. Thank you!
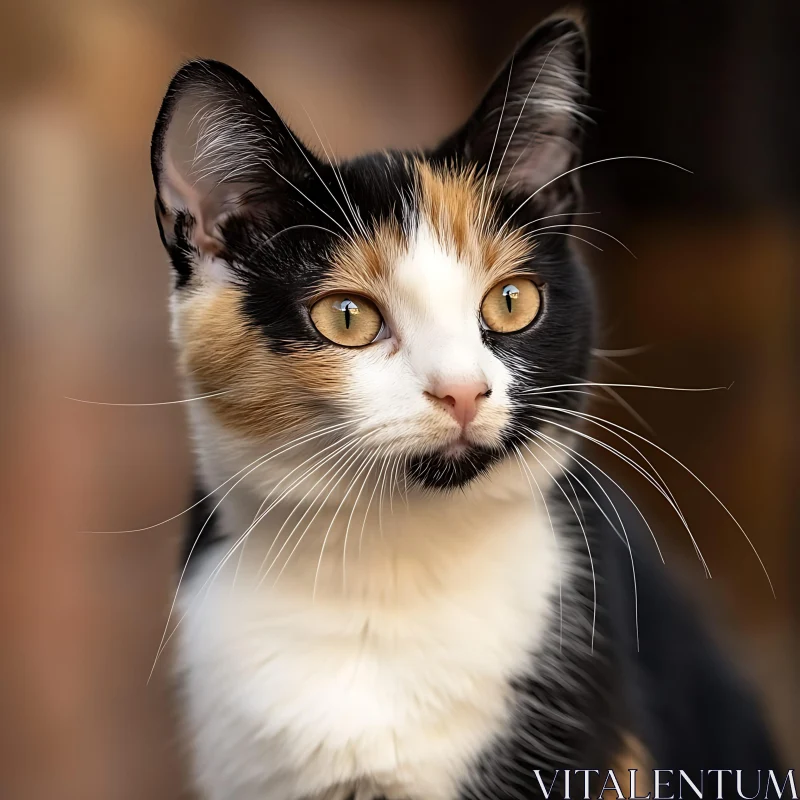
[1, 1, 797, 798]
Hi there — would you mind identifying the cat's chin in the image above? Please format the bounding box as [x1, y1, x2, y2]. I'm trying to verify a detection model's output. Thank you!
[405, 443, 504, 491]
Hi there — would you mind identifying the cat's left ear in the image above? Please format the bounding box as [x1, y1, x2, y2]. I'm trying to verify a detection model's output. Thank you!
[436, 13, 588, 215]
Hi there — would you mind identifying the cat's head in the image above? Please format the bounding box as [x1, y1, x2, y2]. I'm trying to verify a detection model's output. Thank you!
[151, 14, 593, 494]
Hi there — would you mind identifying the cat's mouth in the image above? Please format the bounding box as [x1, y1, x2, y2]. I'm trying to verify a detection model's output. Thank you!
[441, 434, 471, 457]
[405, 436, 504, 490]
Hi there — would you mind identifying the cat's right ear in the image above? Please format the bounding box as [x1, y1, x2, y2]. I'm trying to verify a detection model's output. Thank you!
[151, 60, 317, 288]
[433, 14, 588, 218]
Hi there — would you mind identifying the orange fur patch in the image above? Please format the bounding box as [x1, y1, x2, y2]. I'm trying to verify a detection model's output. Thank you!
[600, 734, 652, 798]
[178, 288, 352, 439]
[316, 217, 406, 309]
[418, 161, 534, 285]
[320, 160, 535, 304]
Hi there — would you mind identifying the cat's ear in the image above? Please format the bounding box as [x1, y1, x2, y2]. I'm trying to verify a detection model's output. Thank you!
[151, 59, 317, 286]
[438, 14, 588, 215]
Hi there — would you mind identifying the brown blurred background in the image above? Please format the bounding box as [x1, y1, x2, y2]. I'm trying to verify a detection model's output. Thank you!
[1, 1, 797, 798]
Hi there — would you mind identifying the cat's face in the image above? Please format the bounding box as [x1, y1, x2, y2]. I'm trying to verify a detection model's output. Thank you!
[152, 15, 593, 493]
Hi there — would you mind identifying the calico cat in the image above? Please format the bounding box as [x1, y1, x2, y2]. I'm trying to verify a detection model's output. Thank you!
[150, 12, 780, 800]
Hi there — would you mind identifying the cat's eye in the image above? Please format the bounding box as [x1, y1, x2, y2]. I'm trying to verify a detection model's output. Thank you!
[480, 277, 541, 333]
[310, 293, 385, 347]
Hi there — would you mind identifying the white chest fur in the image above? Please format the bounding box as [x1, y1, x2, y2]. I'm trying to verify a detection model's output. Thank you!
[176, 474, 561, 800]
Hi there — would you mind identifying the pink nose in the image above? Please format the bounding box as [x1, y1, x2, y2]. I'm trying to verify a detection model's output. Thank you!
[426, 381, 490, 428]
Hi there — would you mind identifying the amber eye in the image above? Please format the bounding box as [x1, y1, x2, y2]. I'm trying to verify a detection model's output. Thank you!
[310, 293, 384, 347]
[480, 277, 541, 333]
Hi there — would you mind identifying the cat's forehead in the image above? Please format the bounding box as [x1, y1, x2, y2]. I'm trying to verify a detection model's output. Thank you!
[317, 160, 533, 310]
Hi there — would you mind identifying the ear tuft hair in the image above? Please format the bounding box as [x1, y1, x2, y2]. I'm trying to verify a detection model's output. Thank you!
[151, 60, 317, 284]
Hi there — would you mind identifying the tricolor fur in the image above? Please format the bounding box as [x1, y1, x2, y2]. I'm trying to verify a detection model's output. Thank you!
[150, 12, 779, 800]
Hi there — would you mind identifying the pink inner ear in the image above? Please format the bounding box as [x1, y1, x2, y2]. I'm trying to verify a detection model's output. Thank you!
[159, 157, 222, 257]
[157, 90, 259, 260]
[513, 134, 575, 193]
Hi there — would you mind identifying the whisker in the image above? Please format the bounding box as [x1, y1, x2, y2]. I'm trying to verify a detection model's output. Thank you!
[523, 381, 728, 395]
[530, 429, 640, 651]
[596, 385, 654, 433]
[514, 210, 601, 228]
[174, 437, 367, 660]
[148, 421, 365, 681]
[533, 412, 710, 576]
[535, 427, 665, 565]
[513, 446, 563, 651]
[253, 436, 369, 587]
[478, 53, 514, 230]
[313, 447, 377, 600]
[92, 418, 359, 534]
[490, 43, 559, 201]
[519, 440, 597, 651]
[260, 223, 345, 250]
[545, 406, 776, 597]
[64, 390, 231, 407]
[342, 447, 383, 590]
[271, 442, 371, 595]
[527, 231, 603, 251]
[522, 223, 636, 258]
[378, 450, 400, 539]
[247, 436, 367, 583]
[498, 155, 692, 235]
[303, 110, 370, 242]
[262, 157, 356, 246]
[359, 446, 392, 555]
[300, 106, 369, 241]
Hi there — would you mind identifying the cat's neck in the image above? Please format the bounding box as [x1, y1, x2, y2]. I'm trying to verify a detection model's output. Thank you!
[203, 453, 561, 605]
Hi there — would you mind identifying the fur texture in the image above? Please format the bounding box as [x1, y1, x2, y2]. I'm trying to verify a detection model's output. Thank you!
[151, 13, 779, 800]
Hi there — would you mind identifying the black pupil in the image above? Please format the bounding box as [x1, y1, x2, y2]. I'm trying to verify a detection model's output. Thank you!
[340, 299, 357, 329]
[503, 285, 518, 313]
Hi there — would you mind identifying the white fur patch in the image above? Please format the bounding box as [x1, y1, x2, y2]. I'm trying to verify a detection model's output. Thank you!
[177, 457, 562, 800]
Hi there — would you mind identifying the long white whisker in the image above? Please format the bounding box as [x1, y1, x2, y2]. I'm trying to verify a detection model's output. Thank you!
[522, 223, 636, 259]
[519, 210, 602, 227]
[253, 437, 368, 586]
[65, 390, 231, 407]
[533, 412, 709, 576]
[299, 106, 369, 241]
[528, 231, 603, 251]
[359, 447, 392, 555]
[499, 156, 692, 235]
[260, 223, 345, 251]
[96, 418, 360, 535]
[303, 110, 370, 241]
[597, 385, 653, 433]
[247, 436, 366, 583]
[531, 430, 639, 651]
[535, 427, 665, 565]
[192, 438, 367, 636]
[543, 406, 775, 597]
[519, 440, 596, 651]
[148, 420, 362, 680]
[314, 447, 376, 600]
[271, 442, 371, 594]
[489, 44, 558, 203]
[523, 381, 728, 395]
[342, 447, 383, 590]
[262, 158, 356, 245]
[478, 53, 514, 230]
[513, 446, 563, 651]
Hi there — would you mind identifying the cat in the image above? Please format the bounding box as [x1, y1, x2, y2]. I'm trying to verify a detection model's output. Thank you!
[150, 12, 780, 800]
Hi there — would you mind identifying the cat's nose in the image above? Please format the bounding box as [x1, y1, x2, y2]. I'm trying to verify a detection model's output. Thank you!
[426, 381, 490, 428]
